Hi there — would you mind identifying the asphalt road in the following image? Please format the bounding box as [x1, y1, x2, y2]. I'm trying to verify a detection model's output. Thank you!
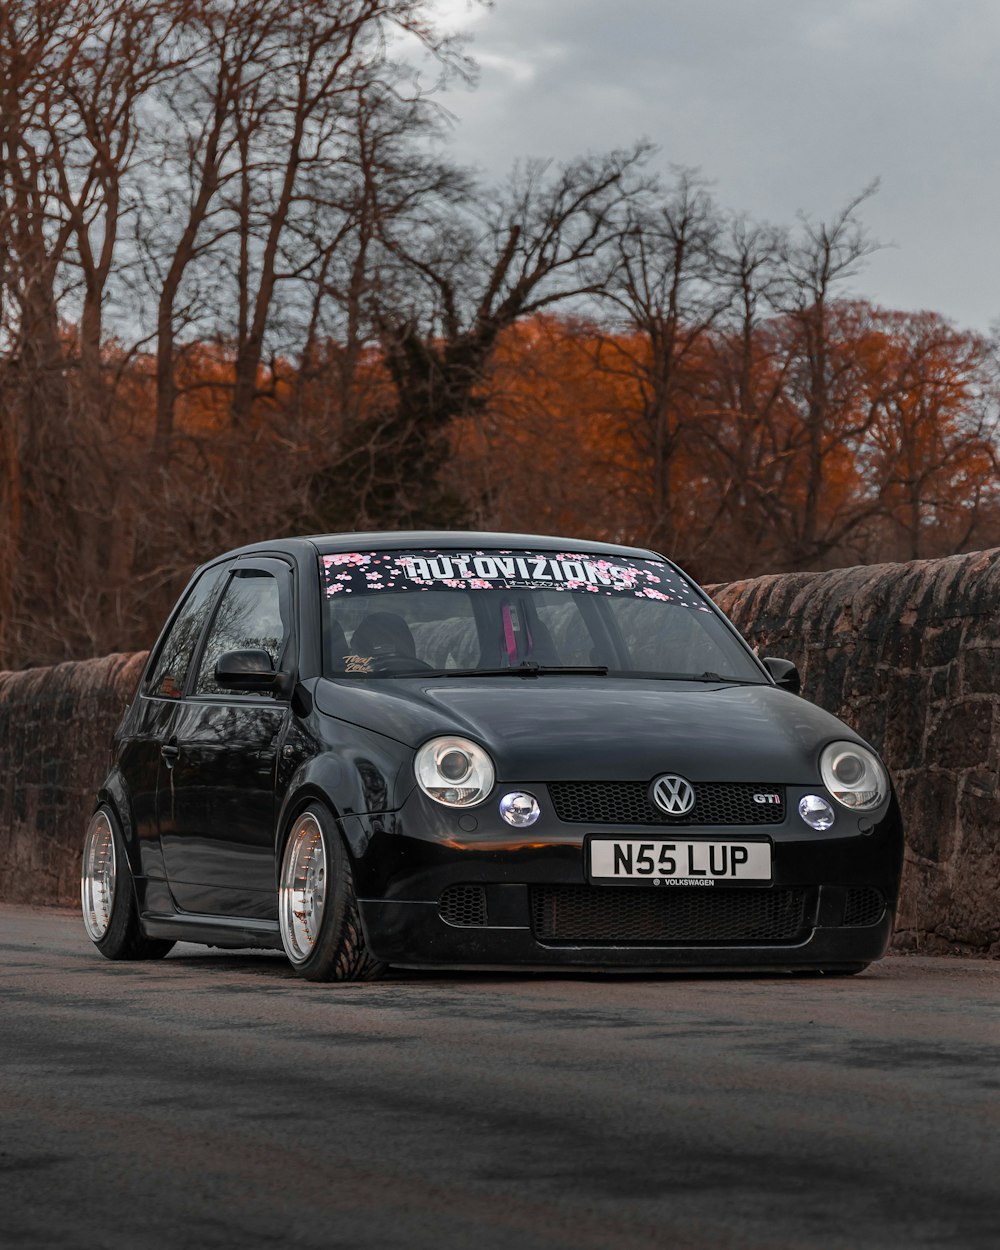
[1, 905, 997, 1250]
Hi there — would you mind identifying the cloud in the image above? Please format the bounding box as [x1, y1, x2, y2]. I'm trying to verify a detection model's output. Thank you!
[425, 0, 1000, 329]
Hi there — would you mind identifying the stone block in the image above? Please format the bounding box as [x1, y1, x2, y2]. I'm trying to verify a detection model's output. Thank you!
[895, 772, 958, 863]
[930, 666, 960, 701]
[881, 624, 922, 670]
[962, 648, 1000, 696]
[922, 623, 964, 668]
[879, 674, 929, 770]
[927, 700, 995, 771]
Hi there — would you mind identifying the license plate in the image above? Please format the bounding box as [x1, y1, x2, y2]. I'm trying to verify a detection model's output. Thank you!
[589, 838, 772, 885]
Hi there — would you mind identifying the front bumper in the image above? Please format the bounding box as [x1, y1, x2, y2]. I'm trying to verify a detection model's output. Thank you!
[343, 785, 904, 971]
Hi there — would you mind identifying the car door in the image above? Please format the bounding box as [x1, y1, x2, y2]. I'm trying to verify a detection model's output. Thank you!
[123, 560, 231, 887]
[157, 557, 294, 920]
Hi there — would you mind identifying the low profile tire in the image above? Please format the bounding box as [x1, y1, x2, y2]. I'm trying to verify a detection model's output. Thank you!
[278, 804, 386, 982]
[81, 806, 175, 961]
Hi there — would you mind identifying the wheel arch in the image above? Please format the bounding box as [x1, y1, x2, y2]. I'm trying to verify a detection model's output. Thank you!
[275, 749, 402, 871]
[94, 769, 144, 882]
[277, 785, 341, 844]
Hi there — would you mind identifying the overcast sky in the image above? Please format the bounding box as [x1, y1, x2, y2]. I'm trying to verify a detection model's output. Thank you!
[417, 0, 1000, 333]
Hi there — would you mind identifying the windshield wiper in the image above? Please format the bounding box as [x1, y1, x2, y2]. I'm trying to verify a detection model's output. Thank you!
[338, 663, 610, 679]
[445, 662, 609, 678]
[356, 665, 756, 682]
[653, 671, 763, 684]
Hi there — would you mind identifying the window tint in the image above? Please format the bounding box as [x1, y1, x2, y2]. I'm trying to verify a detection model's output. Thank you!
[195, 571, 288, 695]
[146, 564, 228, 698]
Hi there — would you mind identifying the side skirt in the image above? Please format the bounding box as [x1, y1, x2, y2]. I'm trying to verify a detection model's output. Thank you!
[141, 910, 284, 951]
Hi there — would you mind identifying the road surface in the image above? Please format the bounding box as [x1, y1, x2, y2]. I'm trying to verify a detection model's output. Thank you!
[1, 904, 997, 1249]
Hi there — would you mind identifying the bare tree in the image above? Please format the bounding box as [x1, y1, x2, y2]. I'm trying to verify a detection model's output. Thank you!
[331, 143, 651, 528]
[593, 169, 729, 561]
[768, 184, 883, 565]
[0, 1, 87, 658]
[139, 0, 458, 459]
[41, 1, 180, 393]
[692, 217, 792, 576]
[289, 74, 466, 530]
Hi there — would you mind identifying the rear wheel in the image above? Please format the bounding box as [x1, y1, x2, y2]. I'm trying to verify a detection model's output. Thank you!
[278, 804, 386, 982]
[81, 806, 175, 960]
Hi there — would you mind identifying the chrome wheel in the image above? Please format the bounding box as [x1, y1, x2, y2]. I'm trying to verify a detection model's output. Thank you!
[81, 810, 117, 941]
[279, 813, 328, 964]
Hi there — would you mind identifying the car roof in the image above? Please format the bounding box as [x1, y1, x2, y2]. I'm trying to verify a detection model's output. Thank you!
[214, 530, 664, 563]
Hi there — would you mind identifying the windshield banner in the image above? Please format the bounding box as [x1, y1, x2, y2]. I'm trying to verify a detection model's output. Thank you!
[321, 549, 710, 609]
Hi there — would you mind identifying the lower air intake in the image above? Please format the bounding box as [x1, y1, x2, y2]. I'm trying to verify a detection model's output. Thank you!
[531, 885, 811, 944]
[843, 888, 886, 927]
[439, 885, 487, 927]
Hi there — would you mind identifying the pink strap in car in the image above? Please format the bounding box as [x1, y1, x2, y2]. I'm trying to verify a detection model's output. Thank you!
[501, 602, 518, 666]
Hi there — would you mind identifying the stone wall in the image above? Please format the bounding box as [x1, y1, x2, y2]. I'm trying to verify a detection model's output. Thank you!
[0, 548, 997, 954]
[0, 653, 147, 906]
[711, 547, 1000, 956]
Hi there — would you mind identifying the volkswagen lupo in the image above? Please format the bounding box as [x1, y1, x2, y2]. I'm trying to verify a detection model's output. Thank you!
[81, 532, 903, 979]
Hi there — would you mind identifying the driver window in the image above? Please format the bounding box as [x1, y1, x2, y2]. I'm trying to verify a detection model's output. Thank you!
[195, 571, 287, 695]
[146, 563, 228, 699]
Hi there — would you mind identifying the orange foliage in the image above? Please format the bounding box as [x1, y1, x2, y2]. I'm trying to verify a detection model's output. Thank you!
[454, 316, 640, 540]
[454, 305, 998, 576]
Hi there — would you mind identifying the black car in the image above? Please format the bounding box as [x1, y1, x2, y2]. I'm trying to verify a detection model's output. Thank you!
[81, 531, 903, 980]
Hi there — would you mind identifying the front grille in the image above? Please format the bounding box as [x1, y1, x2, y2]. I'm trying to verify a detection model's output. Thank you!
[439, 885, 487, 927]
[844, 887, 886, 927]
[548, 781, 786, 826]
[531, 885, 810, 944]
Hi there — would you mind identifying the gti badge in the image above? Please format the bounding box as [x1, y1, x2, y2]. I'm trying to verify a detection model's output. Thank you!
[753, 792, 782, 805]
[651, 774, 696, 816]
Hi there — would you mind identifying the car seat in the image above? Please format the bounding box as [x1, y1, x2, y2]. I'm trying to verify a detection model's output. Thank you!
[350, 612, 418, 660]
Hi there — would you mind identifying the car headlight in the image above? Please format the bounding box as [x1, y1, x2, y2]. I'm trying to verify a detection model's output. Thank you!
[415, 736, 495, 807]
[819, 741, 888, 810]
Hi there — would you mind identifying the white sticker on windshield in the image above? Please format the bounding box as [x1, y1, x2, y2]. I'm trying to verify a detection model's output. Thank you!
[320, 549, 711, 609]
[398, 553, 639, 589]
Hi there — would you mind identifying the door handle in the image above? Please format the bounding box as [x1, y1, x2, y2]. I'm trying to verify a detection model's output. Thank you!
[161, 742, 179, 761]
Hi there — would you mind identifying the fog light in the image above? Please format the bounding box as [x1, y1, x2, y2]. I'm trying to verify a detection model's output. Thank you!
[500, 792, 541, 827]
[799, 794, 835, 831]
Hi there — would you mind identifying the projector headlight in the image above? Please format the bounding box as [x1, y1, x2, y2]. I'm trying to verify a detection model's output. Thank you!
[819, 741, 888, 811]
[415, 736, 495, 807]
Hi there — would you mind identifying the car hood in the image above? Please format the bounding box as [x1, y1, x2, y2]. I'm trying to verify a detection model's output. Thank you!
[314, 676, 866, 784]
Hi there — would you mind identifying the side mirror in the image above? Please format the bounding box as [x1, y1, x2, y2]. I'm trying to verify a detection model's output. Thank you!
[215, 648, 278, 691]
[762, 656, 801, 695]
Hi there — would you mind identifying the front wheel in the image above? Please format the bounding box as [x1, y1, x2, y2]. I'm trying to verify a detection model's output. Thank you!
[278, 804, 386, 982]
[81, 806, 175, 960]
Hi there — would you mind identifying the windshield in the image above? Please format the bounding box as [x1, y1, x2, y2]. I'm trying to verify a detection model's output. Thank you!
[319, 547, 764, 682]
